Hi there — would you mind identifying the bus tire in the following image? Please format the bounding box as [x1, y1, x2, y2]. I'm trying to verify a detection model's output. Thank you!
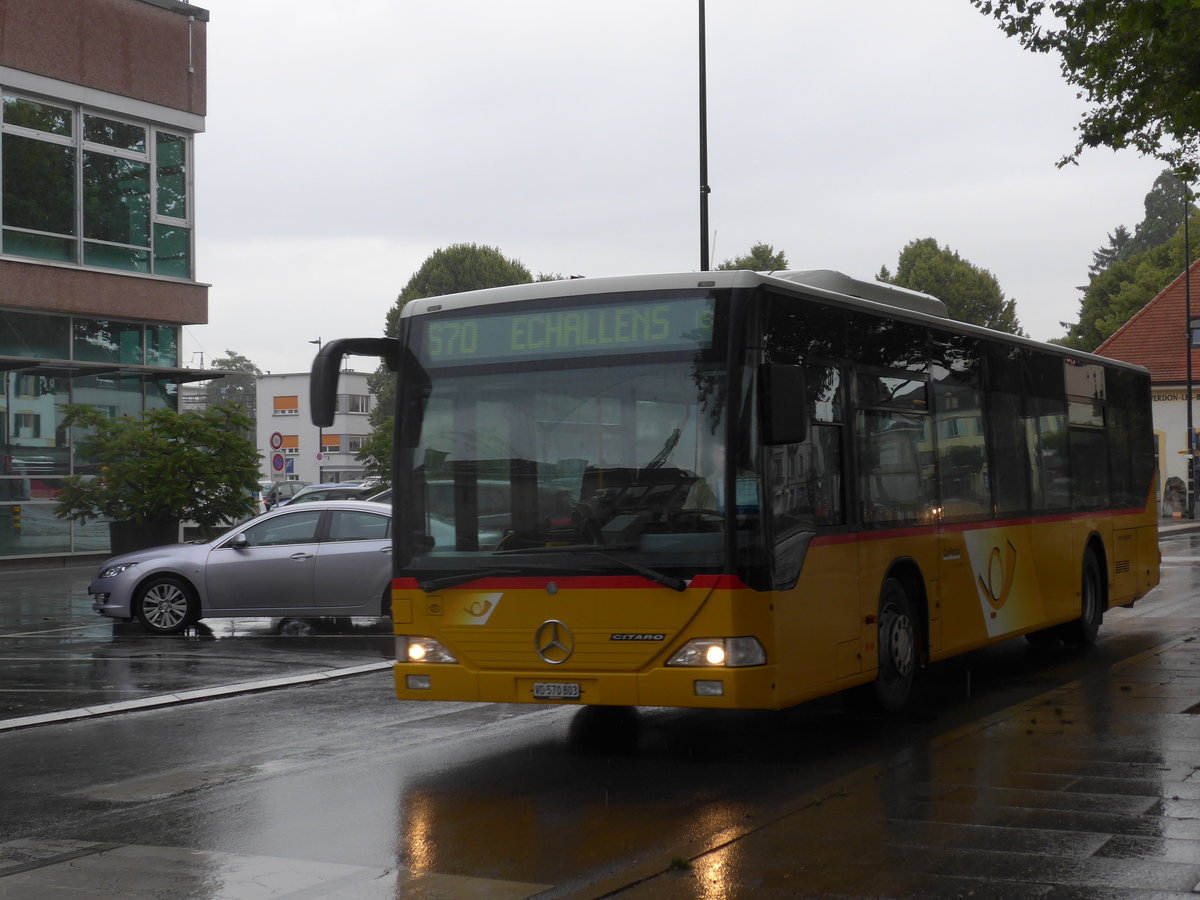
[1059, 548, 1104, 647]
[871, 578, 918, 712]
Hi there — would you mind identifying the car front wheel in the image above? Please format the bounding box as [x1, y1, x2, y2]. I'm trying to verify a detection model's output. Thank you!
[133, 576, 198, 635]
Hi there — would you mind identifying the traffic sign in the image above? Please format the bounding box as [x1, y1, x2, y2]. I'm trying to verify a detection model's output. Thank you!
[272, 453, 285, 471]
[270, 432, 283, 450]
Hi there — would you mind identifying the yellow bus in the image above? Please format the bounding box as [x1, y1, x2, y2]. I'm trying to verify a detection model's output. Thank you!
[311, 269, 1159, 712]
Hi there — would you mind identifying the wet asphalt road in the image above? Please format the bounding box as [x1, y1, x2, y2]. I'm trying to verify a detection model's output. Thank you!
[0, 534, 1197, 898]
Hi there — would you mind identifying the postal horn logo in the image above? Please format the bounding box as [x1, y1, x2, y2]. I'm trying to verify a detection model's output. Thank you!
[978, 539, 1018, 611]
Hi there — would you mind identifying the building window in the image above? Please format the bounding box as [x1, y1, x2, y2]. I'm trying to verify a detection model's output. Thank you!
[347, 434, 367, 452]
[273, 396, 299, 416]
[320, 435, 341, 454]
[1, 93, 193, 279]
[336, 394, 369, 414]
[0, 308, 177, 368]
[14, 412, 40, 439]
[281, 434, 299, 455]
[73, 318, 144, 364]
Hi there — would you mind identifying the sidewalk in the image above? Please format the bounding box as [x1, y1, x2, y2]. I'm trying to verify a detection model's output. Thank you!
[603, 620, 1200, 898]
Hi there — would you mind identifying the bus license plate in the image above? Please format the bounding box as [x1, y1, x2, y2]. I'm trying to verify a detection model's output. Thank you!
[533, 682, 580, 700]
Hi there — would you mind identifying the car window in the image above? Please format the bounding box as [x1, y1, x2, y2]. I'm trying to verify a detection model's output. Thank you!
[327, 509, 390, 542]
[238, 510, 322, 547]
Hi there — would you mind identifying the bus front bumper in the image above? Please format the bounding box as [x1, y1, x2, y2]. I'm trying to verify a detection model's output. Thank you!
[393, 663, 779, 709]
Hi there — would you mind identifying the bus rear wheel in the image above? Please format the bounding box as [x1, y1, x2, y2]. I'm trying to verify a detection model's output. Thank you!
[1059, 548, 1104, 647]
[870, 578, 918, 712]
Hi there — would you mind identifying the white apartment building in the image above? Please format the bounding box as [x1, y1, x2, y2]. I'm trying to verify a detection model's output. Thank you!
[255, 370, 373, 485]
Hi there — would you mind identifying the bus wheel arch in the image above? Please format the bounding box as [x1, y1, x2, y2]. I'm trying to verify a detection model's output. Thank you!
[1060, 537, 1106, 647]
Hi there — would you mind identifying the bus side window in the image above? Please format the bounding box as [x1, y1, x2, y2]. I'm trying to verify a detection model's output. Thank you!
[768, 365, 846, 529]
[1023, 353, 1070, 512]
[931, 332, 989, 522]
[983, 342, 1032, 515]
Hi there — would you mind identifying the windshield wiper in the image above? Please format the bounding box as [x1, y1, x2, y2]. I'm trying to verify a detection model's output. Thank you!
[493, 544, 686, 591]
[590, 551, 687, 591]
[417, 568, 523, 592]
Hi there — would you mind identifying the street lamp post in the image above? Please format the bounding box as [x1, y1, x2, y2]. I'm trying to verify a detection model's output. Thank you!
[308, 338, 322, 481]
[1185, 187, 1195, 518]
[698, 0, 710, 271]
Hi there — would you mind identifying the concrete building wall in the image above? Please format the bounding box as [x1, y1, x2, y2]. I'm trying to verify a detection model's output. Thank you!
[0, 0, 207, 115]
[256, 372, 375, 486]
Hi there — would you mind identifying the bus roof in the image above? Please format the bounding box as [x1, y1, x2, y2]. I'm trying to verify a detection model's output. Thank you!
[400, 269, 946, 316]
[398, 269, 1147, 374]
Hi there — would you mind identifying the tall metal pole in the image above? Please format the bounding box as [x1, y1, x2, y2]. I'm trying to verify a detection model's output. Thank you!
[309, 338, 323, 482]
[1185, 183, 1194, 517]
[698, 0, 711, 271]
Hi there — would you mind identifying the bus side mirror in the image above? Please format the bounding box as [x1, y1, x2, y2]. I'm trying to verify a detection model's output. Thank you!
[310, 337, 400, 427]
[759, 363, 807, 445]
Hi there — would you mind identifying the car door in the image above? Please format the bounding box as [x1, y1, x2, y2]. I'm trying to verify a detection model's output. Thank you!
[312, 508, 392, 611]
[203, 508, 324, 613]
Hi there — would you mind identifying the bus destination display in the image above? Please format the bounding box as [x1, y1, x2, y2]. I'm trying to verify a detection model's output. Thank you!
[421, 296, 715, 365]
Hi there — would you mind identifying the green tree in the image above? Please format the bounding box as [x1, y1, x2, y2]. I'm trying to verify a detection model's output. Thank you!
[204, 350, 261, 417]
[878, 238, 1024, 334]
[1062, 205, 1200, 350]
[361, 244, 535, 483]
[715, 242, 788, 271]
[1124, 169, 1189, 258]
[1088, 225, 1132, 279]
[970, 1, 1200, 174]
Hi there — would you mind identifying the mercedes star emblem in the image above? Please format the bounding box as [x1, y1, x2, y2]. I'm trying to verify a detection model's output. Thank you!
[534, 619, 574, 665]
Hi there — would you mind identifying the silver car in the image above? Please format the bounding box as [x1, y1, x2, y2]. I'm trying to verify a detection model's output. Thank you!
[89, 500, 394, 635]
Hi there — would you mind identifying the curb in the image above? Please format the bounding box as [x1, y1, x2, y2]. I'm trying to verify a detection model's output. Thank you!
[0, 660, 393, 733]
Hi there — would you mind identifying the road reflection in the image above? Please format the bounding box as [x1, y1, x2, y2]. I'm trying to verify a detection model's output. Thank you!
[385, 608, 1189, 894]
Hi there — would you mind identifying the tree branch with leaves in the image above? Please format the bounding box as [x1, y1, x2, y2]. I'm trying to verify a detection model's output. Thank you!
[971, 0, 1200, 176]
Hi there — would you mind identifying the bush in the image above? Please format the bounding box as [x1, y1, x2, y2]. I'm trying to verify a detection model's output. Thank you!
[54, 404, 261, 529]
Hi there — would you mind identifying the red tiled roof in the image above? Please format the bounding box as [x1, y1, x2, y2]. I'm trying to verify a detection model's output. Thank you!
[1096, 258, 1200, 383]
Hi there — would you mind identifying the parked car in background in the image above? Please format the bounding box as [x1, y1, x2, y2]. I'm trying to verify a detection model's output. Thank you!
[278, 482, 371, 506]
[88, 500, 394, 634]
[263, 480, 310, 510]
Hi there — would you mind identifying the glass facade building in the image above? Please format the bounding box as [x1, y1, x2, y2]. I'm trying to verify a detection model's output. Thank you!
[0, 0, 210, 560]
[2, 94, 193, 279]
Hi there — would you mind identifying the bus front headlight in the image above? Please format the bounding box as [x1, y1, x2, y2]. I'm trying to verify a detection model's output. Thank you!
[666, 637, 766, 667]
[399, 636, 457, 664]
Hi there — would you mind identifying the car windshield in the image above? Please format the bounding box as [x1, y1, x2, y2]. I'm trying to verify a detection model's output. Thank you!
[403, 357, 733, 575]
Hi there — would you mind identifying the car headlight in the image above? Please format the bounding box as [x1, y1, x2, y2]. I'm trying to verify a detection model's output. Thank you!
[666, 637, 766, 667]
[98, 562, 140, 579]
[399, 636, 457, 664]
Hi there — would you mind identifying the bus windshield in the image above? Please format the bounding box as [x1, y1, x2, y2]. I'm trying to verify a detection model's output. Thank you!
[402, 296, 739, 577]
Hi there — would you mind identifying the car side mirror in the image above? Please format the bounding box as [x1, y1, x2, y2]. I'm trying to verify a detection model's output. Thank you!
[229, 534, 250, 549]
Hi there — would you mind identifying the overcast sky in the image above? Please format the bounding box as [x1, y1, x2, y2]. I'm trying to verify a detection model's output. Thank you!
[186, 0, 1168, 376]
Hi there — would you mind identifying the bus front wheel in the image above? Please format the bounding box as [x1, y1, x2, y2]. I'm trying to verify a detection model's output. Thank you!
[870, 578, 918, 712]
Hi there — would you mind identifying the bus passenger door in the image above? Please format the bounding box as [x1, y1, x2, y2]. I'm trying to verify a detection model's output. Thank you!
[933, 530, 973, 653]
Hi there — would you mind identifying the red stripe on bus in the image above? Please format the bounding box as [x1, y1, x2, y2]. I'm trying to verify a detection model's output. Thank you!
[689, 574, 750, 589]
[394, 574, 750, 591]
